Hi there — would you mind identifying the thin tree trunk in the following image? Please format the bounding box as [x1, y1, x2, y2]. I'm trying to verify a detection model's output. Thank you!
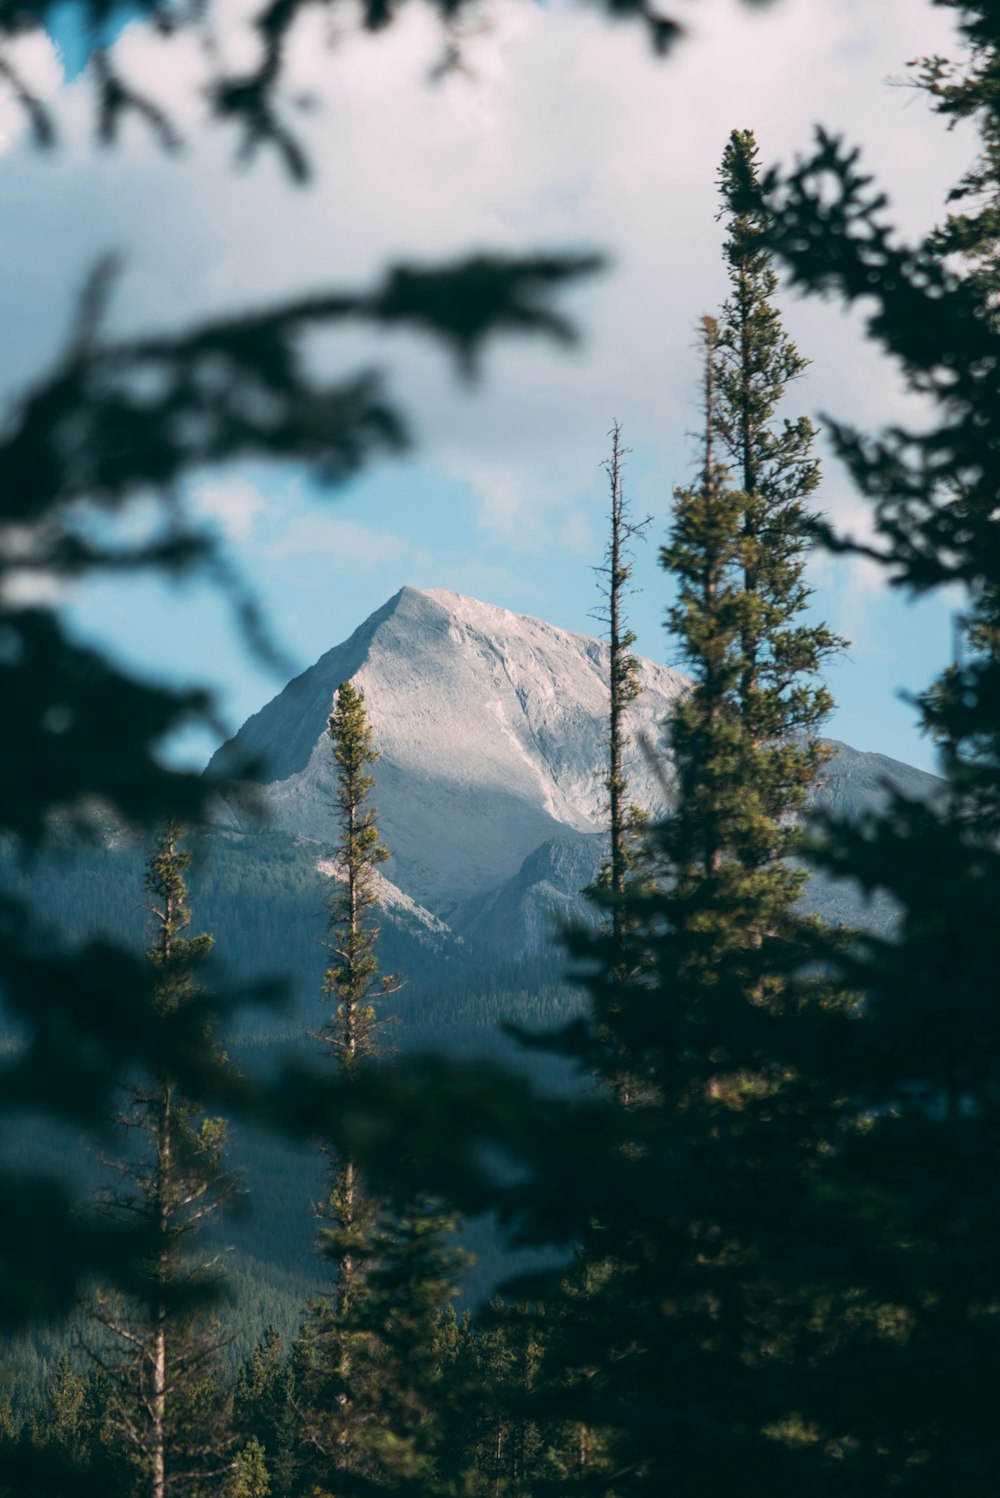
[151, 1085, 172, 1498]
[151, 847, 175, 1498]
[737, 274, 761, 726]
[701, 317, 725, 878]
[607, 420, 627, 959]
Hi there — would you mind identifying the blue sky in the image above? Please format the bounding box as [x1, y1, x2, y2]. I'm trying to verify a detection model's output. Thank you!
[6, 0, 975, 773]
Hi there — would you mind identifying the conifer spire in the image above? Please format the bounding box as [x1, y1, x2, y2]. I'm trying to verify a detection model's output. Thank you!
[592, 420, 651, 1007]
[517, 139, 849, 1497]
[321, 680, 399, 1074]
[87, 823, 235, 1498]
[299, 681, 465, 1496]
[715, 128, 843, 859]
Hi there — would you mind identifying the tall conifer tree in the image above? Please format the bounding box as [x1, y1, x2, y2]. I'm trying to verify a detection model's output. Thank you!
[319, 680, 399, 1333]
[714, 128, 843, 885]
[517, 424, 655, 1492]
[86, 823, 235, 1498]
[519, 151, 848, 1494]
[743, 11, 1000, 1488]
[594, 421, 651, 960]
[297, 681, 467, 1498]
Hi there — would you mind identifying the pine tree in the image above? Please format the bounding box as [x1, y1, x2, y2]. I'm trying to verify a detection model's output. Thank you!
[716, 131, 833, 739]
[320, 681, 399, 1080]
[712, 129, 844, 896]
[593, 421, 652, 957]
[297, 681, 467, 1497]
[85, 823, 236, 1498]
[514, 167, 847, 1491]
[306, 681, 396, 1471]
[230, 1437, 270, 1498]
[469, 1299, 545, 1498]
[741, 10, 1000, 1489]
[520, 422, 656, 1488]
[316, 681, 400, 1338]
[232, 1329, 296, 1498]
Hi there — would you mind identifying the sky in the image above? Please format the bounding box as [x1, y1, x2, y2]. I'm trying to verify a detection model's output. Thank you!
[0, 0, 978, 772]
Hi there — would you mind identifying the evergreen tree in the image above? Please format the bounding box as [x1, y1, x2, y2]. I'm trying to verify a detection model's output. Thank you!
[498, 425, 656, 1498]
[85, 823, 236, 1498]
[593, 421, 652, 960]
[715, 130, 832, 749]
[296, 682, 467, 1497]
[231, 1437, 271, 1498]
[507, 170, 847, 1493]
[25, 1356, 93, 1474]
[468, 1299, 545, 1498]
[315, 680, 400, 1346]
[320, 681, 400, 1081]
[742, 8, 1000, 1489]
[232, 1329, 296, 1498]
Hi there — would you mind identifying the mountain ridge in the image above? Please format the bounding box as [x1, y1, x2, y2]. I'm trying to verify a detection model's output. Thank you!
[210, 586, 689, 909]
[209, 586, 944, 951]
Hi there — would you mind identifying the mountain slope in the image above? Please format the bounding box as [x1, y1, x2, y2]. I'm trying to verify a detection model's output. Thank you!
[210, 586, 945, 945]
[210, 587, 688, 908]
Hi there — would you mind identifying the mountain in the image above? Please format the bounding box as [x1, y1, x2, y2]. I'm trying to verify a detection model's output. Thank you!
[209, 586, 687, 912]
[2, 587, 951, 1332]
[209, 586, 944, 954]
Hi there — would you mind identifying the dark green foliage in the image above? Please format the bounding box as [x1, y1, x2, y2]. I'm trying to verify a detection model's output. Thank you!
[29, 1356, 90, 1463]
[230, 1436, 270, 1498]
[443, 149, 850, 1498]
[521, 357, 844, 1496]
[84, 824, 237, 1498]
[298, 1196, 470, 1496]
[312, 681, 398, 1350]
[465, 1299, 545, 1496]
[734, 8, 1000, 1490]
[0, 1356, 131, 1498]
[584, 423, 655, 1118]
[294, 683, 470, 1497]
[715, 128, 842, 758]
[233, 1329, 297, 1498]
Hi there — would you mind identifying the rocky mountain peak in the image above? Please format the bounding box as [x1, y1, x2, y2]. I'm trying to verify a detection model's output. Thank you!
[209, 587, 944, 946]
[209, 587, 687, 907]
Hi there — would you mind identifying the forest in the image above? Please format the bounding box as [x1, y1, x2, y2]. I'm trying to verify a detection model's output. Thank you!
[3, 0, 1000, 1494]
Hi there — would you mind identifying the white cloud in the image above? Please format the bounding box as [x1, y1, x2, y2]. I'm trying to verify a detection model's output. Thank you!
[0, 0, 970, 436]
[0, 0, 975, 757]
[192, 477, 270, 540]
[259, 513, 412, 565]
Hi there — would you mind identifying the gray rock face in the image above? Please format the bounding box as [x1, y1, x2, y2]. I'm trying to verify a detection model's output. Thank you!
[449, 833, 606, 955]
[209, 587, 944, 957]
[209, 587, 686, 912]
[810, 739, 946, 822]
